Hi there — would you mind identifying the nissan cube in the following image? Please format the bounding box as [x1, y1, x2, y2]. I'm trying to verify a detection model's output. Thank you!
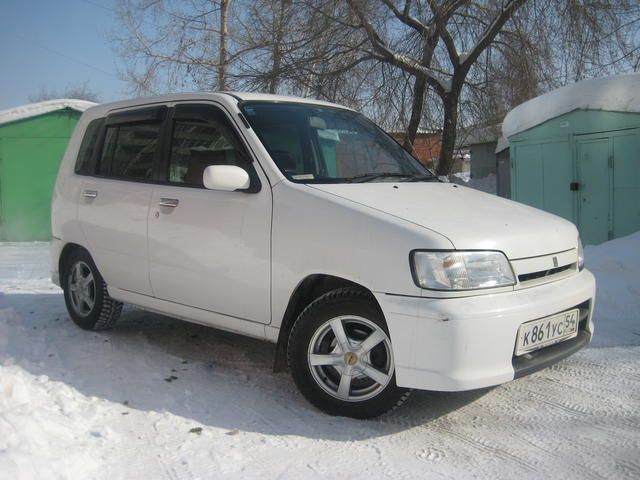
[51, 93, 596, 418]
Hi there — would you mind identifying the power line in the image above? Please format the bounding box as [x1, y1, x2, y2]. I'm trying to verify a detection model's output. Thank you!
[77, 0, 158, 28]
[78, 0, 115, 14]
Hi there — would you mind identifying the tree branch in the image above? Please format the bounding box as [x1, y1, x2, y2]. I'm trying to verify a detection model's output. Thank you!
[347, 0, 450, 94]
[380, 0, 433, 36]
[461, 0, 527, 70]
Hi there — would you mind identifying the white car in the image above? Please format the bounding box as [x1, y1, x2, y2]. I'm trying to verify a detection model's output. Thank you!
[51, 93, 596, 418]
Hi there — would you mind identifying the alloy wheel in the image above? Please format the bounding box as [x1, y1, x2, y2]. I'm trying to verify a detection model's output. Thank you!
[67, 260, 96, 317]
[307, 315, 394, 402]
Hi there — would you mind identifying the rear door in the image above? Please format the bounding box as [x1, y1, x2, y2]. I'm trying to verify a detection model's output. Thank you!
[147, 103, 272, 324]
[77, 106, 166, 295]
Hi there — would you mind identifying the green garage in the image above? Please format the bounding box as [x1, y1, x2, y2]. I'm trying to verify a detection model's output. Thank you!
[503, 74, 640, 245]
[0, 100, 94, 241]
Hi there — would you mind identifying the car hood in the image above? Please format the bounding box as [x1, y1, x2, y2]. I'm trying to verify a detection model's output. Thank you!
[308, 182, 578, 259]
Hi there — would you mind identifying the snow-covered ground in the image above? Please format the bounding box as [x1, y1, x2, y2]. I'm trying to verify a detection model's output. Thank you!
[1, 238, 639, 479]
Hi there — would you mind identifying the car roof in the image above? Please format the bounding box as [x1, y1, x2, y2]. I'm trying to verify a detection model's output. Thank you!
[82, 92, 352, 119]
[224, 91, 352, 110]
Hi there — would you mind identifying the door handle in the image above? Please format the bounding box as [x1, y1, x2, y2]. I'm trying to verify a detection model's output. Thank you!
[82, 190, 98, 198]
[570, 182, 580, 191]
[159, 198, 179, 208]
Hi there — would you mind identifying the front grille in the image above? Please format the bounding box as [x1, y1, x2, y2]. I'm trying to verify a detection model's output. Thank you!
[518, 263, 573, 283]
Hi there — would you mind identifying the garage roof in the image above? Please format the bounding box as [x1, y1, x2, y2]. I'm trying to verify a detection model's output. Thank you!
[502, 73, 640, 138]
[0, 99, 97, 127]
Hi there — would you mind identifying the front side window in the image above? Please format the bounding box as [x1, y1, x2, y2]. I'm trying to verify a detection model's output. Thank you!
[241, 102, 433, 183]
[98, 123, 161, 180]
[168, 117, 251, 187]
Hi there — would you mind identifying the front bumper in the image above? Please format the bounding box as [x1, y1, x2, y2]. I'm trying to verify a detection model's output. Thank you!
[375, 269, 595, 391]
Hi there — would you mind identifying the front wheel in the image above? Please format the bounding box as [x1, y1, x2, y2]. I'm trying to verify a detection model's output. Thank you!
[287, 288, 410, 418]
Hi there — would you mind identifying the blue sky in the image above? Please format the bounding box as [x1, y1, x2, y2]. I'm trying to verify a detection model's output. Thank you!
[0, 0, 128, 110]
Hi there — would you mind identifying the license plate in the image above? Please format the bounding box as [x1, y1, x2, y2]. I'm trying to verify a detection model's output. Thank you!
[515, 309, 579, 356]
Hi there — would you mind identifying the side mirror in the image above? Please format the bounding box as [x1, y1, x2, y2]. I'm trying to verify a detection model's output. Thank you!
[203, 165, 250, 191]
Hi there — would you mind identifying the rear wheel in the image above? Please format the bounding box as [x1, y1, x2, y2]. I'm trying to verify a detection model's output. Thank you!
[63, 249, 122, 330]
[288, 288, 410, 418]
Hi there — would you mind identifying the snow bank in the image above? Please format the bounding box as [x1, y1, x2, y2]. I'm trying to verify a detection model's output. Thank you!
[502, 73, 640, 138]
[0, 99, 96, 127]
[0, 363, 103, 479]
[585, 231, 640, 347]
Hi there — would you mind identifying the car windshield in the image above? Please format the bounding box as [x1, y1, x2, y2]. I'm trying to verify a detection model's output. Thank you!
[240, 102, 434, 183]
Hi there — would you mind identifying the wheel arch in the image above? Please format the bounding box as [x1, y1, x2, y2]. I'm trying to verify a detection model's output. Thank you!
[58, 242, 89, 281]
[272, 274, 382, 372]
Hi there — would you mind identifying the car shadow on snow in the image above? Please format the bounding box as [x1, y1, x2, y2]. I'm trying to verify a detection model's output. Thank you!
[0, 292, 491, 440]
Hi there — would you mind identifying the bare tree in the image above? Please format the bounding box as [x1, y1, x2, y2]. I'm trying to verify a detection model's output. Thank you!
[111, 0, 640, 174]
[113, 0, 236, 94]
[234, 0, 293, 93]
[233, 0, 300, 93]
[219, 0, 231, 90]
[553, 0, 640, 82]
[463, 0, 640, 128]
[347, 0, 526, 175]
[29, 81, 101, 103]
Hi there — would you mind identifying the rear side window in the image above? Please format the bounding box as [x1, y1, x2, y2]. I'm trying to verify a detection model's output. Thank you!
[98, 123, 161, 181]
[75, 118, 104, 175]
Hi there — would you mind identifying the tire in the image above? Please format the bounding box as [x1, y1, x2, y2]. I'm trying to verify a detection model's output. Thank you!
[62, 248, 123, 331]
[287, 287, 411, 418]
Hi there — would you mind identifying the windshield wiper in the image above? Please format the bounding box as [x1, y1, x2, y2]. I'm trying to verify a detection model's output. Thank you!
[405, 174, 439, 182]
[345, 172, 439, 183]
[345, 172, 414, 183]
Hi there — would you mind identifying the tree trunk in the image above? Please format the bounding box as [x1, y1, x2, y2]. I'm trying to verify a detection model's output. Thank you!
[402, 74, 427, 153]
[402, 29, 438, 155]
[218, 0, 229, 91]
[436, 91, 459, 176]
[269, 0, 288, 94]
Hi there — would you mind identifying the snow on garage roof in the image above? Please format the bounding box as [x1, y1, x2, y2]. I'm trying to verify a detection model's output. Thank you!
[0, 99, 97, 127]
[502, 73, 640, 138]
[495, 135, 509, 153]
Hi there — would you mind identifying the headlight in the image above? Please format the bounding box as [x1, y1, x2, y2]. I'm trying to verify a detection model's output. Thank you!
[577, 237, 585, 271]
[411, 250, 516, 290]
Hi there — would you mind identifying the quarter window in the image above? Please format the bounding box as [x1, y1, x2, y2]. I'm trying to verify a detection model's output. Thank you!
[75, 118, 104, 175]
[98, 123, 161, 180]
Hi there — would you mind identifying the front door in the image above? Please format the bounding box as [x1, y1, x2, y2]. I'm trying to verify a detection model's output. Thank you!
[147, 103, 272, 325]
[577, 137, 611, 245]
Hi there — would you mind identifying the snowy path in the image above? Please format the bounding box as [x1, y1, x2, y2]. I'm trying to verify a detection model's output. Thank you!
[1, 241, 639, 479]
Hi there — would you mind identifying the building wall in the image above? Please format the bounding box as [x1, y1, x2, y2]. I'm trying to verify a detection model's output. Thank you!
[469, 142, 497, 178]
[508, 109, 640, 245]
[390, 132, 442, 168]
[0, 109, 81, 241]
[497, 149, 510, 198]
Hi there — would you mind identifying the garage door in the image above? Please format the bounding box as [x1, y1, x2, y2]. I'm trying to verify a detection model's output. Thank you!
[612, 130, 640, 238]
[577, 137, 611, 245]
